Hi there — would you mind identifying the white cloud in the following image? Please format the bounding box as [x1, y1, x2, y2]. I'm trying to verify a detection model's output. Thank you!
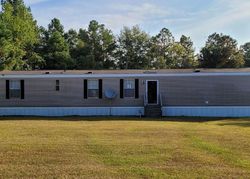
[31, 1, 171, 33]
[171, 0, 250, 50]
[98, 3, 170, 31]
[24, 0, 50, 5]
[189, 0, 250, 32]
[26, 0, 250, 50]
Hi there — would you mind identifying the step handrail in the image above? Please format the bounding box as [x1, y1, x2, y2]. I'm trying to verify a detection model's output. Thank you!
[144, 94, 148, 107]
[159, 93, 163, 107]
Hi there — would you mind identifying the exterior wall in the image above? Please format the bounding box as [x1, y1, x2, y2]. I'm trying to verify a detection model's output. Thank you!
[1, 74, 250, 108]
[0, 107, 144, 117]
[0, 78, 145, 107]
[159, 75, 250, 106]
[162, 106, 250, 117]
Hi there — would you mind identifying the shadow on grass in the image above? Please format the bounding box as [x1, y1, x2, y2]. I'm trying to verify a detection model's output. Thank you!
[218, 121, 250, 127]
[161, 117, 234, 122]
[0, 116, 163, 122]
[0, 116, 246, 123]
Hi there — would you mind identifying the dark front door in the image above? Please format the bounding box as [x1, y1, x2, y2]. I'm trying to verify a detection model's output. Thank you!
[147, 81, 158, 104]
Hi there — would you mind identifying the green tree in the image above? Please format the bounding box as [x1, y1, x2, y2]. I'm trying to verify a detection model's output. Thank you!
[117, 26, 150, 69]
[179, 35, 198, 68]
[149, 29, 197, 69]
[165, 42, 186, 68]
[65, 29, 79, 67]
[200, 33, 244, 68]
[42, 18, 72, 69]
[0, 0, 43, 70]
[75, 29, 94, 69]
[242, 42, 250, 67]
[65, 29, 78, 52]
[75, 20, 116, 69]
[1, 0, 25, 14]
[150, 28, 174, 69]
[48, 18, 64, 34]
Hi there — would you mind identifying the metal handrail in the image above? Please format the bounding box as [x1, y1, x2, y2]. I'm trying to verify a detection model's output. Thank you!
[159, 93, 163, 118]
[159, 93, 163, 107]
[144, 94, 148, 106]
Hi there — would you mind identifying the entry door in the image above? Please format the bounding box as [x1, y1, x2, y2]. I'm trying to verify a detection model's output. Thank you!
[147, 81, 158, 104]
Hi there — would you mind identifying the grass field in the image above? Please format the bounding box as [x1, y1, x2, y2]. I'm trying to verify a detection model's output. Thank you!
[0, 117, 250, 178]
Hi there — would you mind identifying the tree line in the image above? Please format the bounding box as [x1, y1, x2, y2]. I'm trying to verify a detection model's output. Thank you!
[0, 0, 250, 70]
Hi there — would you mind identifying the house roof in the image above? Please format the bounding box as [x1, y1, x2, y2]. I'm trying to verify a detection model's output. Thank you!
[1, 69, 250, 79]
[2, 68, 250, 75]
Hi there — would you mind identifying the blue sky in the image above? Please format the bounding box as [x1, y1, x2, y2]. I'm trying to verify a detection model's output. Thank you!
[24, 0, 250, 51]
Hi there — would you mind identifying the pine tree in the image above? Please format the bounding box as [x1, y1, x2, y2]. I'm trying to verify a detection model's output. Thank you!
[75, 20, 116, 69]
[200, 33, 244, 68]
[42, 18, 73, 69]
[117, 26, 150, 69]
[0, 0, 43, 70]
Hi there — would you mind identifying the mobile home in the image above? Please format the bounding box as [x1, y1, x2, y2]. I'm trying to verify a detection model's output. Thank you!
[1, 69, 250, 117]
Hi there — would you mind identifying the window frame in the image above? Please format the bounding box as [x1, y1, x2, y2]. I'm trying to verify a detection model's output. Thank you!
[123, 79, 135, 98]
[9, 80, 21, 99]
[56, 80, 60, 91]
[87, 79, 99, 98]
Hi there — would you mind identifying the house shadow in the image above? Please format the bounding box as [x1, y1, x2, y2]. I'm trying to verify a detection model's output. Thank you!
[217, 121, 250, 127]
[0, 116, 162, 122]
[161, 117, 230, 122]
[0, 116, 237, 122]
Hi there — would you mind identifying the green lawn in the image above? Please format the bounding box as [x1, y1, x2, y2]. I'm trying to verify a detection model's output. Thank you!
[0, 117, 250, 178]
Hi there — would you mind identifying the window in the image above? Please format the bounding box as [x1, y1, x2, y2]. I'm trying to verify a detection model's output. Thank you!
[124, 80, 135, 98]
[10, 80, 21, 98]
[88, 80, 99, 98]
[56, 80, 60, 91]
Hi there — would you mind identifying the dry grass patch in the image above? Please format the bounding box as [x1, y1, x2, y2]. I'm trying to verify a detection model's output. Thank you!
[0, 118, 249, 178]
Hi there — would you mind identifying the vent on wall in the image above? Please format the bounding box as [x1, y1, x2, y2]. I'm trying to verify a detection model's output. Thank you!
[143, 71, 157, 74]
[194, 69, 201, 73]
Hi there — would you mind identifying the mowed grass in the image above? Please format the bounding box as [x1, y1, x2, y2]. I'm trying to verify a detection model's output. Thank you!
[0, 118, 250, 178]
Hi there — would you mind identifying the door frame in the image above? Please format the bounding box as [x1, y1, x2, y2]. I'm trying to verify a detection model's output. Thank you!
[146, 80, 159, 105]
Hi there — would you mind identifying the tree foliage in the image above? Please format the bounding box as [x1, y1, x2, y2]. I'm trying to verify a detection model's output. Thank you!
[71, 20, 116, 70]
[0, 0, 42, 70]
[179, 35, 198, 68]
[117, 26, 150, 69]
[242, 42, 250, 67]
[149, 28, 174, 69]
[41, 18, 72, 69]
[0, 1, 248, 70]
[200, 33, 244, 68]
[149, 29, 197, 69]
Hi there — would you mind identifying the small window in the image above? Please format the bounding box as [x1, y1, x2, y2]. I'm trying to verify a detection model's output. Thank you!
[56, 80, 60, 91]
[10, 80, 21, 98]
[124, 80, 135, 98]
[88, 80, 99, 98]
